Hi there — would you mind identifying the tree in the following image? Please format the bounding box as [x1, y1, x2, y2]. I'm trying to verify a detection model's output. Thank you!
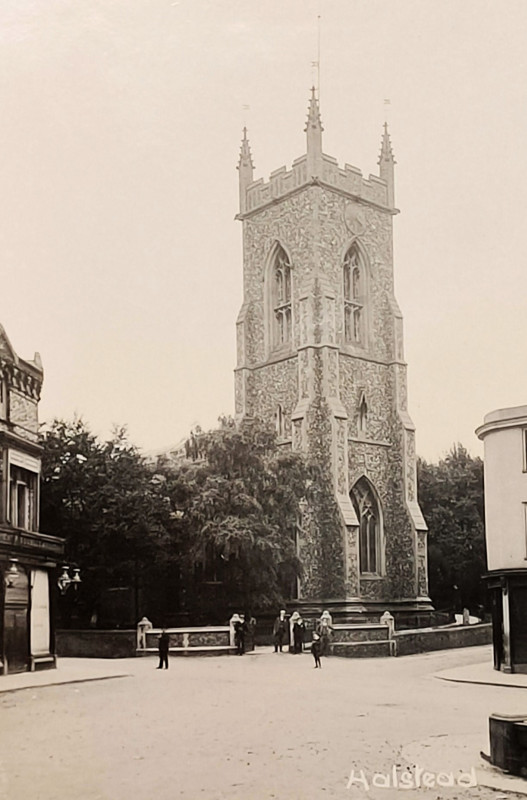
[156, 417, 309, 619]
[40, 419, 177, 626]
[417, 444, 487, 615]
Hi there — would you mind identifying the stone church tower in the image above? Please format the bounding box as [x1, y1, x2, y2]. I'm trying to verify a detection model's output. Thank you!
[235, 90, 432, 623]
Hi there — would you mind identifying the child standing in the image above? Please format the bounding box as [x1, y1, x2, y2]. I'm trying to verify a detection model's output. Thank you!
[311, 633, 322, 668]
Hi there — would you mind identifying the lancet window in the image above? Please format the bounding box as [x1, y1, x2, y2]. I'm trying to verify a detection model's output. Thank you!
[343, 245, 364, 344]
[350, 477, 382, 575]
[275, 404, 285, 439]
[272, 246, 292, 348]
[358, 394, 368, 434]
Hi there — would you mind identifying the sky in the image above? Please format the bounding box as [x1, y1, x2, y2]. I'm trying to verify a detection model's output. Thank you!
[1, 0, 527, 461]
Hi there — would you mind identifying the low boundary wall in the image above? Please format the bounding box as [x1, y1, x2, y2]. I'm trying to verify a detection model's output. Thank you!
[56, 630, 137, 658]
[393, 623, 492, 657]
[56, 625, 241, 658]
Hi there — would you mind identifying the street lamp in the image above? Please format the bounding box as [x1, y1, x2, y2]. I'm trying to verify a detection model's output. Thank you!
[4, 559, 19, 588]
[57, 565, 82, 595]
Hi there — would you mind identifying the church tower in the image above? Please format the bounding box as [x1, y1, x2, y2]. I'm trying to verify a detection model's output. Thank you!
[235, 91, 432, 623]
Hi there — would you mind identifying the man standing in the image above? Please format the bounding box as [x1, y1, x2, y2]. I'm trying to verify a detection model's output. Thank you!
[157, 629, 170, 669]
[234, 615, 246, 655]
[273, 609, 287, 653]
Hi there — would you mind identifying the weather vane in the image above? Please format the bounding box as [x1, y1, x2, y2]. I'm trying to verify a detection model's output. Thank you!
[242, 104, 250, 128]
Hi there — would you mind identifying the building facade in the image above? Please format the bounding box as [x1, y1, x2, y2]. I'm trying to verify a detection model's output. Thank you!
[235, 91, 431, 623]
[476, 405, 527, 673]
[0, 324, 63, 674]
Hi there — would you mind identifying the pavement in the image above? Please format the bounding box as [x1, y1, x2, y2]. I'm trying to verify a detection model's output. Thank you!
[0, 658, 130, 694]
[435, 661, 527, 690]
[0, 644, 526, 799]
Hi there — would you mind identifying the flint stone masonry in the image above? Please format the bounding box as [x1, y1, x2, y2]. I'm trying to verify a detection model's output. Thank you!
[235, 92, 431, 620]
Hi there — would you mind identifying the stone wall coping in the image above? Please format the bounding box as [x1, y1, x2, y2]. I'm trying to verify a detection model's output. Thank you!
[58, 629, 136, 634]
[139, 646, 235, 653]
[394, 622, 491, 637]
[147, 626, 230, 633]
[332, 623, 386, 630]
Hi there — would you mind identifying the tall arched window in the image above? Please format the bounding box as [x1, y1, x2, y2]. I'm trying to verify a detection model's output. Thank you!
[350, 477, 382, 575]
[271, 245, 292, 348]
[343, 245, 364, 344]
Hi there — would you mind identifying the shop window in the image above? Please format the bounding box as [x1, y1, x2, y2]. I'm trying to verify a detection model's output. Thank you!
[9, 466, 38, 531]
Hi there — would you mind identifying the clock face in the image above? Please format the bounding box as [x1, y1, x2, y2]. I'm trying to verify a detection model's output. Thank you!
[344, 203, 366, 236]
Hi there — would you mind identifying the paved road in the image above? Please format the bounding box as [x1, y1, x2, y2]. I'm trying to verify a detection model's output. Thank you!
[0, 645, 525, 800]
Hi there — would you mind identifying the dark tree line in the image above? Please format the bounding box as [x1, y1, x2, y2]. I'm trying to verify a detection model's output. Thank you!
[417, 444, 487, 616]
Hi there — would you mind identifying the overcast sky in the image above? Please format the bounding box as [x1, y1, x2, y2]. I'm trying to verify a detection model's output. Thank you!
[1, 0, 526, 461]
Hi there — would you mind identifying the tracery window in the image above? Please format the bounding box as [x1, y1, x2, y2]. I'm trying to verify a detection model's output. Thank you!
[350, 477, 382, 575]
[343, 245, 364, 344]
[272, 245, 292, 348]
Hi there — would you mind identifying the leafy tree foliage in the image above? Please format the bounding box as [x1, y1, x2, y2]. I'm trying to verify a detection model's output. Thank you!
[40, 419, 176, 626]
[155, 417, 309, 619]
[40, 416, 310, 626]
[417, 444, 487, 615]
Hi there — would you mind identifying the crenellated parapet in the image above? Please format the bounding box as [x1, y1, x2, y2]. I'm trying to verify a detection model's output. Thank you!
[238, 90, 396, 219]
[239, 153, 393, 218]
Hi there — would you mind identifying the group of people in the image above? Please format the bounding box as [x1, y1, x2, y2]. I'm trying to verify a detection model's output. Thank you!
[273, 609, 333, 668]
[152, 609, 333, 669]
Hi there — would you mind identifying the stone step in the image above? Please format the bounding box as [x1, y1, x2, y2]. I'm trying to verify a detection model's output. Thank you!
[330, 641, 394, 658]
[137, 646, 236, 657]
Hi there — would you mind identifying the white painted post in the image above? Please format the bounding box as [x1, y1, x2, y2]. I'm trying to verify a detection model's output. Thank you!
[380, 611, 395, 638]
[136, 617, 153, 650]
[229, 614, 240, 648]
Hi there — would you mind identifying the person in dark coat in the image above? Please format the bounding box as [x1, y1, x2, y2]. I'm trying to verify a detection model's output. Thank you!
[234, 615, 247, 655]
[273, 609, 287, 652]
[293, 616, 305, 654]
[311, 633, 322, 668]
[157, 629, 170, 669]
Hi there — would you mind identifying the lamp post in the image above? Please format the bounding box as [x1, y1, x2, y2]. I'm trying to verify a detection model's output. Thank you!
[57, 565, 81, 595]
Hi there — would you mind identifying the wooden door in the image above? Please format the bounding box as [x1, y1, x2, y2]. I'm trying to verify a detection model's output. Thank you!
[4, 569, 29, 673]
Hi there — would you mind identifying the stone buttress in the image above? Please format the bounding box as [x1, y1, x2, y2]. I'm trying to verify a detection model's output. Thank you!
[234, 91, 432, 624]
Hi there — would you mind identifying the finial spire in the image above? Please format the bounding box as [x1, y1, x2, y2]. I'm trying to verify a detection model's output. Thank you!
[378, 122, 396, 207]
[378, 122, 395, 164]
[305, 86, 324, 134]
[238, 127, 254, 171]
[305, 87, 323, 177]
[237, 127, 254, 213]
